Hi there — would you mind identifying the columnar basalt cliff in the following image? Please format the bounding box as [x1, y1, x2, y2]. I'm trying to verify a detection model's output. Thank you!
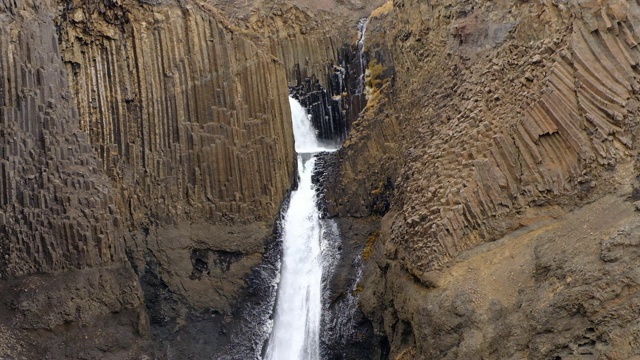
[250, 6, 343, 89]
[1, 0, 304, 357]
[1, 0, 388, 357]
[58, 0, 295, 226]
[321, 0, 640, 358]
[9, 0, 640, 358]
[0, 0, 124, 280]
[245, 3, 375, 143]
[0, 0, 147, 358]
[55, 5, 301, 354]
[385, 0, 638, 279]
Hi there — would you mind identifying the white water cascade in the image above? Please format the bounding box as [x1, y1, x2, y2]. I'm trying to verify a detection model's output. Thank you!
[264, 97, 336, 360]
[356, 17, 370, 95]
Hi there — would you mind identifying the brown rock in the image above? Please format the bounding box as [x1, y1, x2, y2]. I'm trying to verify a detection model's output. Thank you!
[322, 0, 640, 357]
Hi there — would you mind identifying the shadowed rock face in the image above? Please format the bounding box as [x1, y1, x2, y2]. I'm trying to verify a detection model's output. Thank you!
[321, 0, 640, 358]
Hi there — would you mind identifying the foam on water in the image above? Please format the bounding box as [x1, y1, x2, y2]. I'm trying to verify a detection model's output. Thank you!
[264, 97, 335, 360]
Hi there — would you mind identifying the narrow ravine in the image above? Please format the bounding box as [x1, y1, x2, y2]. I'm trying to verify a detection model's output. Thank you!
[266, 18, 370, 359]
[264, 97, 336, 360]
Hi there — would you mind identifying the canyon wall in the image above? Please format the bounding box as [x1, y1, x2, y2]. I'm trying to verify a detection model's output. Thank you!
[0, 0, 303, 358]
[0, 0, 147, 358]
[323, 0, 640, 358]
[56, 4, 300, 354]
[254, 6, 343, 89]
[0, 0, 389, 357]
[385, 0, 638, 279]
[58, 0, 295, 227]
[11, 0, 638, 357]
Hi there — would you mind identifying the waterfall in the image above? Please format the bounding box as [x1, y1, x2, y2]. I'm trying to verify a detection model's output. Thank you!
[289, 97, 324, 153]
[266, 17, 372, 358]
[356, 17, 370, 95]
[264, 97, 336, 360]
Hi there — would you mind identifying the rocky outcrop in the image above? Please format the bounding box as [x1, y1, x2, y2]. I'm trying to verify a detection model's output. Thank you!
[54, 3, 302, 353]
[385, 0, 639, 282]
[0, 0, 125, 281]
[242, 2, 387, 144]
[362, 194, 640, 359]
[260, 11, 343, 90]
[227, 0, 383, 87]
[317, 7, 400, 354]
[1, 0, 395, 356]
[322, 0, 640, 358]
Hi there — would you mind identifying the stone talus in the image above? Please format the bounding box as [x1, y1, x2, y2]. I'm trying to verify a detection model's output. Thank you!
[59, 1, 295, 227]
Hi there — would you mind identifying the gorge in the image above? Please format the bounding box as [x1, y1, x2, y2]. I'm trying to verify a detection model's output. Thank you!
[4, 0, 640, 359]
[264, 97, 332, 360]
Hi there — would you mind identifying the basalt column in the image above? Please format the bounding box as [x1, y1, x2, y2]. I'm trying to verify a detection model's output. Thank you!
[2, 0, 299, 358]
[56, 1, 297, 357]
[57, 1, 295, 227]
[249, 5, 373, 146]
[331, 0, 640, 358]
[289, 41, 370, 146]
[0, 1, 147, 359]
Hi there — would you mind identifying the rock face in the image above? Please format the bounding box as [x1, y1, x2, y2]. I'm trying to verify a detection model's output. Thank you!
[54, 3, 301, 354]
[321, 0, 640, 358]
[1, 0, 389, 357]
[0, 0, 125, 283]
[384, 0, 639, 281]
[246, 3, 377, 143]
[362, 195, 640, 359]
[0, 0, 301, 358]
[11, 0, 640, 357]
[58, 0, 295, 226]
[0, 0, 147, 358]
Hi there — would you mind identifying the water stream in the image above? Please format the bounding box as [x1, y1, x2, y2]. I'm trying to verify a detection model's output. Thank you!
[264, 98, 336, 360]
[265, 17, 369, 359]
[356, 17, 370, 95]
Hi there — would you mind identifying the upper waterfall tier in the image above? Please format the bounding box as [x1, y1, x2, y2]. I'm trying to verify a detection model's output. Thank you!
[290, 96, 339, 153]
